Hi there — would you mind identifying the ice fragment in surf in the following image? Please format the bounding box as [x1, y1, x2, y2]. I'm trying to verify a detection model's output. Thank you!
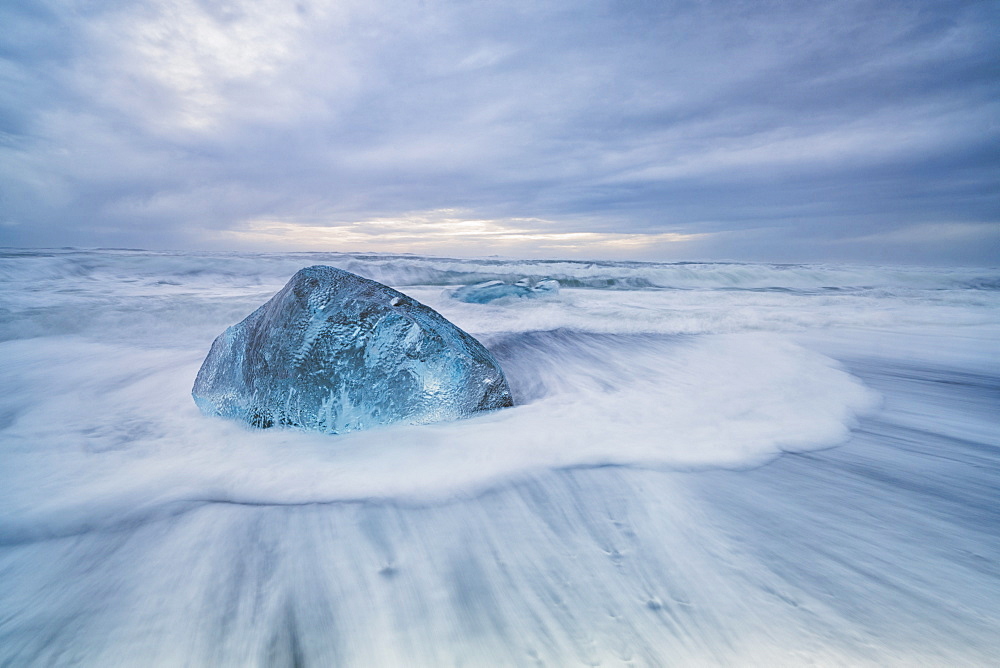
[450, 278, 560, 304]
[192, 265, 513, 434]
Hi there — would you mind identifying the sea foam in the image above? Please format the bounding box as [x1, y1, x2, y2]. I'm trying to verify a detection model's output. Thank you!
[1, 249, 998, 666]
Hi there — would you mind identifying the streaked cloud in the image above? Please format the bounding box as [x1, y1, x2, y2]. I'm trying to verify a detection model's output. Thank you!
[0, 0, 997, 264]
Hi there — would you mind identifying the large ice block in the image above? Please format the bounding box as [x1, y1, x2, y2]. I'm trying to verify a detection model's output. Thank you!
[192, 266, 513, 433]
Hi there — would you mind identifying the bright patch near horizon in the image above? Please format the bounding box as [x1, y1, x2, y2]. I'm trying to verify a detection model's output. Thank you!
[216, 211, 710, 257]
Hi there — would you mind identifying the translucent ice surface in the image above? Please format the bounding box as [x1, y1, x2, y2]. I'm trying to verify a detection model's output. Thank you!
[192, 265, 512, 433]
[449, 278, 559, 303]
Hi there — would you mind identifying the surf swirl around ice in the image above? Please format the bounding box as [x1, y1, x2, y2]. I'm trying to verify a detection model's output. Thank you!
[0, 250, 917, 542]
[0, 330, 878, 542]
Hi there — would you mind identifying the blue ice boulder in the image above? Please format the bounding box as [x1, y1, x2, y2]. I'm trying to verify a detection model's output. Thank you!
[450, 278, 560, 304]
[192, 266, 513, 434]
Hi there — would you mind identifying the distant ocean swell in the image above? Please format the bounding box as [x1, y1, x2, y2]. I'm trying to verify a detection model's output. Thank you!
[1, 247, 997, 291]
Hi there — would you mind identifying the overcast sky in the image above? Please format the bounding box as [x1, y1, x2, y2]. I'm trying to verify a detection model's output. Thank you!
[1, 0, 998, 264]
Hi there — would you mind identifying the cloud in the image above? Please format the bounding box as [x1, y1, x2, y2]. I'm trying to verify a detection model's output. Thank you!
[0, 0, 997, 264]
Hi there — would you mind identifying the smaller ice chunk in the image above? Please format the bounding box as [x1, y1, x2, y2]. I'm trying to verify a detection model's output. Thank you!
[193, 266, 513, 434]
[450, 278, 560, 304]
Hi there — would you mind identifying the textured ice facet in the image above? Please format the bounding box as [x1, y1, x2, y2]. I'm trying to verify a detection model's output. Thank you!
[192, 266, 513, 433]
[450, 279, 560, 304]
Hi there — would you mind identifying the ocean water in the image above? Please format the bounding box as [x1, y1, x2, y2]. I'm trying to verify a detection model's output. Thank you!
[0, 248, 997, 666]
